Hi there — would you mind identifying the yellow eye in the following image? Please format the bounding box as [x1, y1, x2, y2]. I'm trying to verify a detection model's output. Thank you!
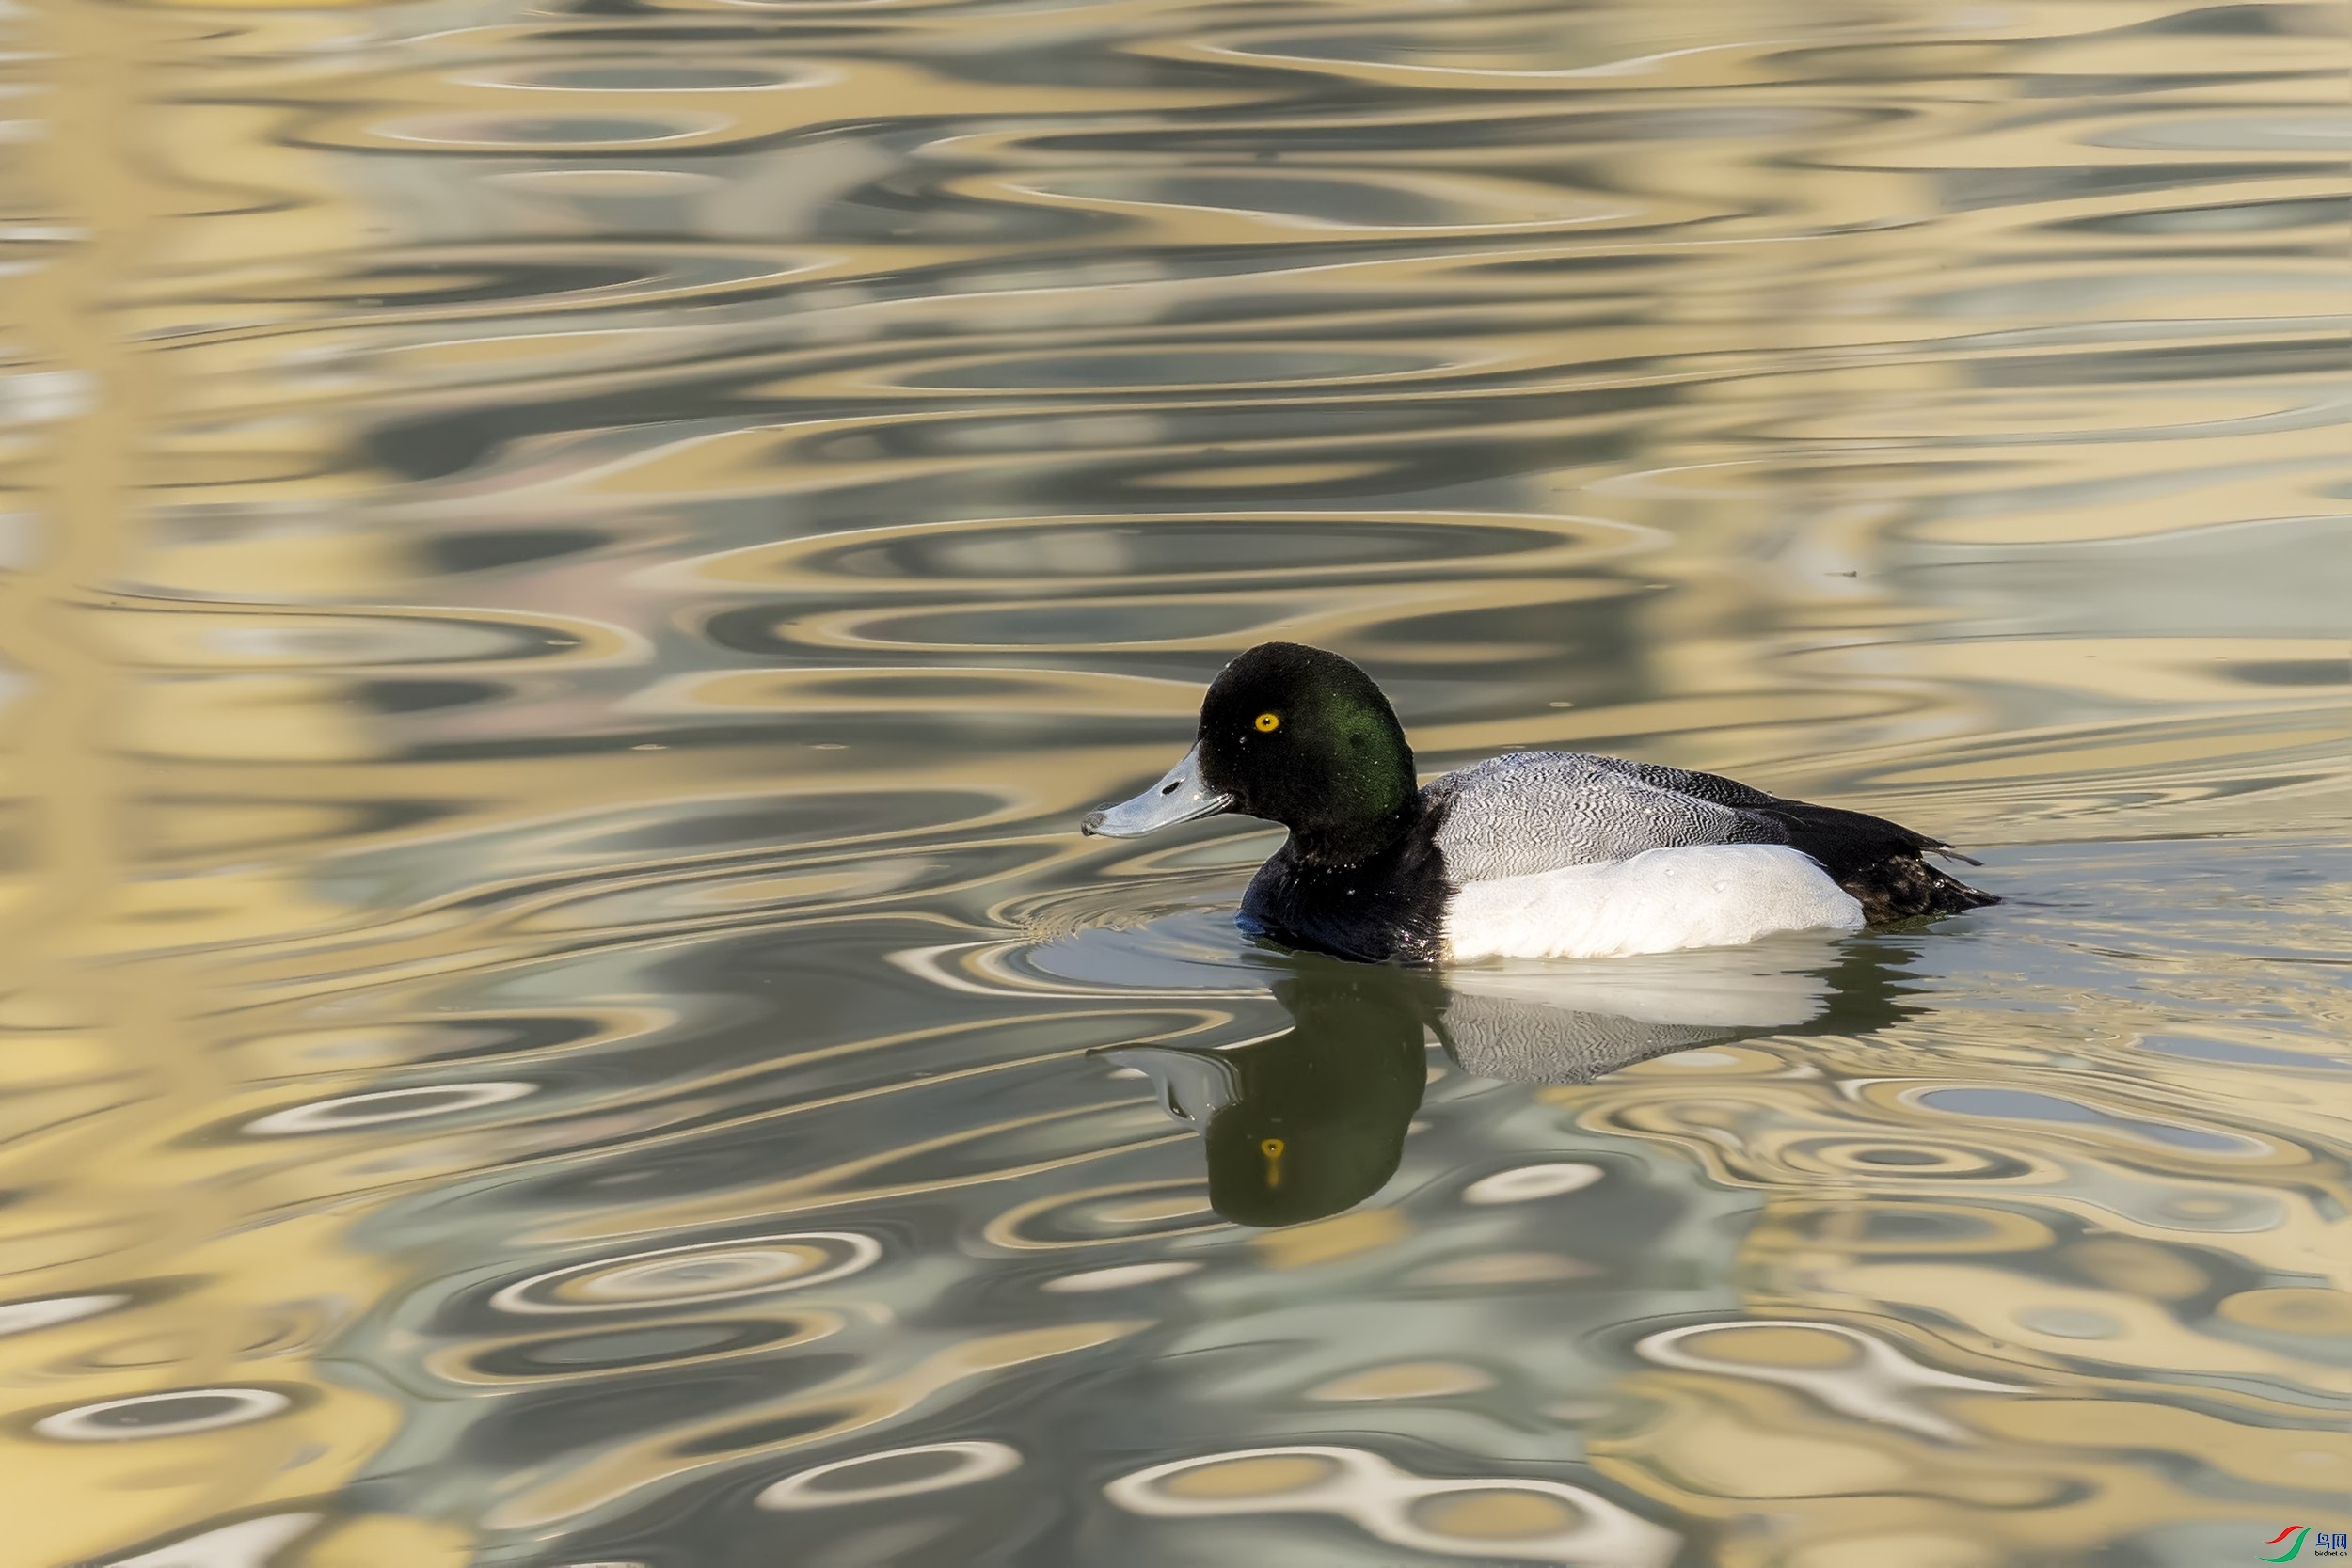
[1260, 1137, 1285, 1158]
[1254, 712, 1280, 733]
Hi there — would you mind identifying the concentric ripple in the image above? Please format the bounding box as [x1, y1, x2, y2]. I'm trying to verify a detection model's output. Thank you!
[489, 1233, 882, 1315]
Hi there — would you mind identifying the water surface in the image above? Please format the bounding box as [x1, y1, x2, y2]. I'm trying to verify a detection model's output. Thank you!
[6, 0, 2349, 1564]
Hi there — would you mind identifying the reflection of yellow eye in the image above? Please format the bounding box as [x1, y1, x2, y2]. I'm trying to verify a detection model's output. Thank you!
[1260, 1137, 1286, 1157]
[1254, 713, 1280, 733]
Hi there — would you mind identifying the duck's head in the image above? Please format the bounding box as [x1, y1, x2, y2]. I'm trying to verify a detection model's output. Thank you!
[1082, 641, 1416, 859]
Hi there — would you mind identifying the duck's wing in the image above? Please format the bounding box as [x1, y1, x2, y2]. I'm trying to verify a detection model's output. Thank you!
[1587, 755, 1780, 808]
[1423, 752, 1788, 882]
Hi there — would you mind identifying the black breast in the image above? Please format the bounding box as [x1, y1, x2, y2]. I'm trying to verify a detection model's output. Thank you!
[1238, 809, 1452, 965]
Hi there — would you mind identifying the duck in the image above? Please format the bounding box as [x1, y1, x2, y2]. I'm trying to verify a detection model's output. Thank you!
[1081, 641, 1995, 965]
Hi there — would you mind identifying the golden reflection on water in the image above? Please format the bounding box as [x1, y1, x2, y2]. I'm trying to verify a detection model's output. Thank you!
[5, 0, 2348, 1562]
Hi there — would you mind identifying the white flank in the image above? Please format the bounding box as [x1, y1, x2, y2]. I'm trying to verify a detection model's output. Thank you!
[1443, 844, 1865, 961]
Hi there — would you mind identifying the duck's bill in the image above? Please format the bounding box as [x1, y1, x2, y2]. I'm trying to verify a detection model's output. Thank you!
[1081, 744, 1233, 837]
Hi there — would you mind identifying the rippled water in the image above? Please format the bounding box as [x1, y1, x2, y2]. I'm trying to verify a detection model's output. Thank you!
[8, 0, 2350, 1563]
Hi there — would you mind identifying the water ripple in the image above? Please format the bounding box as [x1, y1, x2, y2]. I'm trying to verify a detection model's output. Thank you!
[12, 0, 2350, 1562]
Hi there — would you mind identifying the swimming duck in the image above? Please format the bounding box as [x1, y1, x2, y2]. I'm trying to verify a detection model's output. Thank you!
[1082, 641, 1994, 965]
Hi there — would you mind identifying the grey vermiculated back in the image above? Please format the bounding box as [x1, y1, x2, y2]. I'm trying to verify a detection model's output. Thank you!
[1591, 755, 1780, 808]
[1423, 752, 1788, 882]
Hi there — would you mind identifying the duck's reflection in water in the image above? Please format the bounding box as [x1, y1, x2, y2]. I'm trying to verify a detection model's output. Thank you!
[1105, 962, 1436, 1227]
[1102, 937, 1920, 1227]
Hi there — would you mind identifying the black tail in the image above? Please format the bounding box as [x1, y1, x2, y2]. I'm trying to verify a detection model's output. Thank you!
[1759, 800, 1998, 924]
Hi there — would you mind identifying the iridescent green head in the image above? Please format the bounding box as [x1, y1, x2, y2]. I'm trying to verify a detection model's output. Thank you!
[1083, 642, 1417, 863]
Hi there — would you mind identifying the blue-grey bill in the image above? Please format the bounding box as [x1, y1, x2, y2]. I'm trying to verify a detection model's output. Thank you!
[1081, 744, 1233, 837]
